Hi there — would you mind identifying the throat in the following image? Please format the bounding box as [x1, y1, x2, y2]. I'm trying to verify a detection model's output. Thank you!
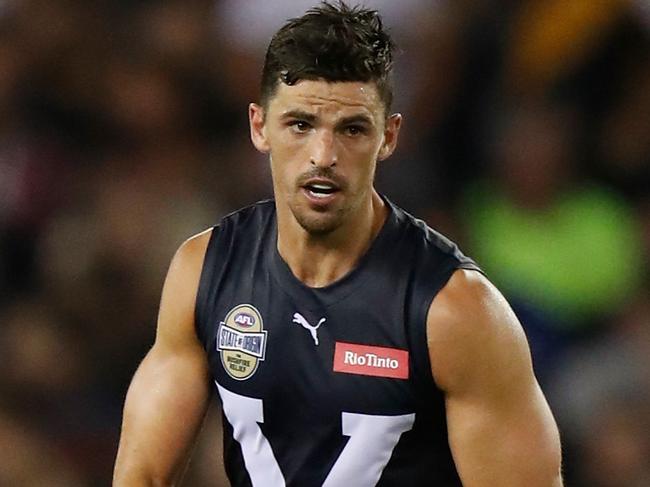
[279, 234, 359, 288]
[277, 192, 388, 288]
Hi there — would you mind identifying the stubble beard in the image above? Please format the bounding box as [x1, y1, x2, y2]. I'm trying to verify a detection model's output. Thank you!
[287, 167, 355, 236]
[291, 201, 348, 236]
[289, 184, 370, 237]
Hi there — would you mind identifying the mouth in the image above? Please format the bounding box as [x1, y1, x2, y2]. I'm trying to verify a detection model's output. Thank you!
[300, 178, 341, 204]
[304, 183, 338, 198]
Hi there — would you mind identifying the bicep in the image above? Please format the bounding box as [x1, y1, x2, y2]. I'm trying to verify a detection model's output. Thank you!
[114, 343, 211, 485]
[428, 270, 562, 487]
[446, 368, 561, 486]
[114, 230, 213, 485]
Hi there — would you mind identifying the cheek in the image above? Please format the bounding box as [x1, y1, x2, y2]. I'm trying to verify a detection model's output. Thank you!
[361, 160, 379, 183]
[269, 131, 307, 163]
[269, 148, 302, 192]
[347, 145, 380, 178]
[351, 135, 383, 161]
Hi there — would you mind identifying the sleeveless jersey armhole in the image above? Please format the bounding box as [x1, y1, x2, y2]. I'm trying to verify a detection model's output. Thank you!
[411, 257, 484, 393]
[194, 225, 220, 347]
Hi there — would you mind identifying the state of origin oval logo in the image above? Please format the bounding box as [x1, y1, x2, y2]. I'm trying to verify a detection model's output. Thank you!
[216, 304, 268, 380]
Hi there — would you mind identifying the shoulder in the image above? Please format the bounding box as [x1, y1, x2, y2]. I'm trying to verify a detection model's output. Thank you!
[170, 228, 214, 276]
[176, 200, 274, 265]
[426, 269, 533, 395]
[158, 229, 214, 336]
[388, 199, 479, 270]
[218, 199, 276, 229]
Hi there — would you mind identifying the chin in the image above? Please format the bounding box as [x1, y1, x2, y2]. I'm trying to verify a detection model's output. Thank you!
[293, 208, 345, 236]
[297, 215, 341, 235]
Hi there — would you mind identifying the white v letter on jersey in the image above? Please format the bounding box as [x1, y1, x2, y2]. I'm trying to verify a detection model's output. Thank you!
[217, 382, 415, 487]
[292, 312, 326, 346]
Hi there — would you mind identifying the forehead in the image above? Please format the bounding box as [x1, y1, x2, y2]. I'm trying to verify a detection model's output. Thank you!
[267, 79, 384, 120]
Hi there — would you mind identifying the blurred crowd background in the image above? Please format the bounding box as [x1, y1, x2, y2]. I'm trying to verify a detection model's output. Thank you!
[0, 0, 648, 485]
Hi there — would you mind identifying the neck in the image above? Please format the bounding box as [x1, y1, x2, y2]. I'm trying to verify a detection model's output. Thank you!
[276, 191, 387, 288]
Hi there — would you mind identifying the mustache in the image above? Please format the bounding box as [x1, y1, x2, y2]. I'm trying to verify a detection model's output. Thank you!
[296, 167, 347, 190]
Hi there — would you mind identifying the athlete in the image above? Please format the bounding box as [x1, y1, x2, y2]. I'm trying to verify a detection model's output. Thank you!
[113, 2, 563, 486]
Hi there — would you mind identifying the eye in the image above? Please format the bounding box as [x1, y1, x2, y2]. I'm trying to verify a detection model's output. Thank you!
[289, 120, 311, 133]
[344, 125, 366, 136]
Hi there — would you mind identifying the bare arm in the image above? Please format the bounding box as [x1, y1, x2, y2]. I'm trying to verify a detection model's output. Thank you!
[113, 230, 213, 486]
[428, 269, 563, 487]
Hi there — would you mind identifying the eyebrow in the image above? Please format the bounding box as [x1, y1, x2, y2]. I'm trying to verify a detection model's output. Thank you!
[280, 110, 318, 123]
[280, 110, 374, 127]
[337, 114, 374, 126]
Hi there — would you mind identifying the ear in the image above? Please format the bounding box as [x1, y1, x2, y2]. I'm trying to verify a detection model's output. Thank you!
[249, 103, 270, 153]
[378, 113, 402, 161]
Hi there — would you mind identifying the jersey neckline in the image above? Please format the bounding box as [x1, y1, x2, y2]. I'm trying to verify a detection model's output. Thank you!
[268, 196, 402, 309]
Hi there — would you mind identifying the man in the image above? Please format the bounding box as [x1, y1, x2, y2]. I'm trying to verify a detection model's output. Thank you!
[113, 2, 563, 486]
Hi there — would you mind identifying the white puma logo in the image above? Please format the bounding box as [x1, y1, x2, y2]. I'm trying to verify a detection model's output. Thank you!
[292, 312, 326, 346]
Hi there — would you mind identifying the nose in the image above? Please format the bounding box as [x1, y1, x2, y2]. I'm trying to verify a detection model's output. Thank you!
[310, 130, 337, 168]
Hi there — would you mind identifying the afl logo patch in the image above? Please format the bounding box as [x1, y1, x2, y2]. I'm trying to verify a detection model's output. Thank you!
[217, 304, 267, 380]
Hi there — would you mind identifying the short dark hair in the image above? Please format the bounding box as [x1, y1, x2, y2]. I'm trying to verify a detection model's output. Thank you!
[260, 1, 395, 113]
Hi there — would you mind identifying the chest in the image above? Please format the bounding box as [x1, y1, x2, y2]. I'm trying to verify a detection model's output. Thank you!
[204, 284, 418, 416]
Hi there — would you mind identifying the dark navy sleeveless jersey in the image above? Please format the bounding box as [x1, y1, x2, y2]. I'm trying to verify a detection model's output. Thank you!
[195, 197, 481, 487]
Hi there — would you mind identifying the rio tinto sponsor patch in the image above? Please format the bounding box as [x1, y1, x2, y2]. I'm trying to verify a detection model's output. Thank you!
[333, 342, 409, 380]
[217, 304, 267, 380]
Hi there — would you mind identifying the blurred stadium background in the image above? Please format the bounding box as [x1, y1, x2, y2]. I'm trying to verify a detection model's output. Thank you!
[0, 0, 648, 485]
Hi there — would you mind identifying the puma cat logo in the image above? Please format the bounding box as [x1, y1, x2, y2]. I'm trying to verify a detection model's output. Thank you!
[292, 313, 326, 346]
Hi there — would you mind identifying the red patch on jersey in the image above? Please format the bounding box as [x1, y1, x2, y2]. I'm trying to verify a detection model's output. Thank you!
[333, 342, 409, 379]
